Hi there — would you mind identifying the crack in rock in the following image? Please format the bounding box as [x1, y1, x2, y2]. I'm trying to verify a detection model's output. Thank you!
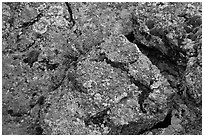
[65, 2, 75, 27]
[19, 13, 43, 29]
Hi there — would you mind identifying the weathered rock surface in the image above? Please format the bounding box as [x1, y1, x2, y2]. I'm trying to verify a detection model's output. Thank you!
[2, 2, 202, 135]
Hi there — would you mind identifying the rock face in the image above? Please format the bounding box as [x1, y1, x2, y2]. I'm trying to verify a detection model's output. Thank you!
[2, 2, 202, 135]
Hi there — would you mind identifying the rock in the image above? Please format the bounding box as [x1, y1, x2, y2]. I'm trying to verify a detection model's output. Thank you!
[2, 2, 202, 135]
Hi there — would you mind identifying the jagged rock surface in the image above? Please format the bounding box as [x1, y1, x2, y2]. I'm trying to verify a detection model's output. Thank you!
[2, 2, 202, 135]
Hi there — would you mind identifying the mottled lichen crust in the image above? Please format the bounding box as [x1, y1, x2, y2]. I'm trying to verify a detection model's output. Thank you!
[2, 2, 201, 135]
[76, 59, 135, 113]
[47, 5, 64, 16]
[76, 35, 175, 127]
[33, 17, 50, 34]
[100, 34, 140, 63]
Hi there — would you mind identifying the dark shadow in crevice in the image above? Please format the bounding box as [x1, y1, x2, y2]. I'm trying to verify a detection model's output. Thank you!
[124, 32, 187, 88]
[125, 31, 196, 117]
[125, 31, 135, 43]
[7, 109, 25, 117]
[84, 108, 112, 127]
[128, 75, 152, 113]
[23, 49, 40, 67]
[19, 13, 43, 29]
[65, 2, 75, 27]
[125, 32, 176, 66]
[34, 126, 44, 135]
[150, 111, 172, 129]
[37, 96, 45, 106]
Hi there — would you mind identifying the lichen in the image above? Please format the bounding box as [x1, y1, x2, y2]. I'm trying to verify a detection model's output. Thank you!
[33, 17, 50, 34]
[2, 2, 202, 135]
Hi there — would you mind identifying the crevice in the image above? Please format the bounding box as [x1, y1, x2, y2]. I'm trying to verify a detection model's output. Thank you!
[125, 32, 179, 68]
[124, 32, 187, 83]
[34, 126, 44, 135]
[125, 31, 135, 43]
[65, 2, 75, 27]
[128, 75, 152, 113]
[7, 109, 25, 117]
[23, 49, 40, 67]
[136, 40, 185, 74]
[84, 108, 112, 127]
[149, 111, 172, 129]
[124, 32, 192, 118]
[19, 13, 43, 29]
[37, 96, 45, 106]
[124, 31, 197, 116]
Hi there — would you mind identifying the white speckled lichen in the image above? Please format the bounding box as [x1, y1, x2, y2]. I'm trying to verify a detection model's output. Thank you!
[33, 17, 50, 34]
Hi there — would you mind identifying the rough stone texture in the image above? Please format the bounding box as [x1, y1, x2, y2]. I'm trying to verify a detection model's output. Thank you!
[2, 2, 202, 135]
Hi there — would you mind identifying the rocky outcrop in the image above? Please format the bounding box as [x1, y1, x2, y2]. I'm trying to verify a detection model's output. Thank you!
[2, 2, 202, 135]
